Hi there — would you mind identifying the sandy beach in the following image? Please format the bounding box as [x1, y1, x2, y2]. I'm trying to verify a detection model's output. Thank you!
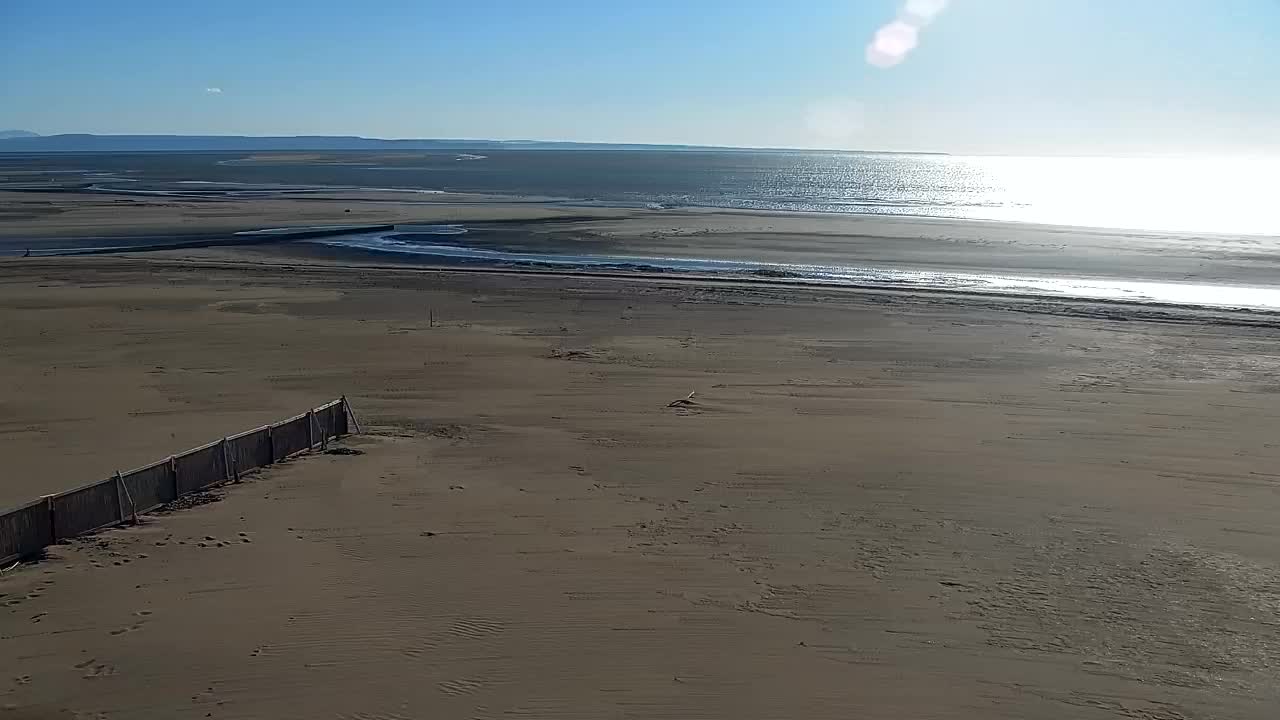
[8, 0, 1279, 713]
[3, 248, 1280, 718]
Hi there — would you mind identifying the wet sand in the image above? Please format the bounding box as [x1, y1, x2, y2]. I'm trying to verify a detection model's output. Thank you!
[3, 254, 1280, 718]
[0, 189, 632, 237]
[5, 189, 1279, 287]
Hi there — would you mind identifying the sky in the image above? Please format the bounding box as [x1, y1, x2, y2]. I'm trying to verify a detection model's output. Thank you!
[2, 0, 1278, 155]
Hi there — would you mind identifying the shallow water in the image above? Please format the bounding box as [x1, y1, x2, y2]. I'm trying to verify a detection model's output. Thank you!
[315, 227, 1280, 311]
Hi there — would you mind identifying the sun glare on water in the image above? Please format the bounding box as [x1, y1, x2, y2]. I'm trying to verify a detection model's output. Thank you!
[971, 155, 1277, 236]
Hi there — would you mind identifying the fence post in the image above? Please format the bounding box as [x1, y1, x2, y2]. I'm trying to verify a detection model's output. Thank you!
[343, 395, 363, 434]
[168, 456, 179, 501]
[115, 471, 138, 525]
[44, 494, 57, 544]
[266, 425, 275, 465]
[307, 411, 316, 449]
[222, 436, 240, 483]
[220, 438, 233, 484]
[111, 471, 126, 524]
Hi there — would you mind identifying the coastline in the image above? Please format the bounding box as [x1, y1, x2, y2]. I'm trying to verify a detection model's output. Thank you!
[121, 249, 1280, 327]
[5, 186, 1280, 312]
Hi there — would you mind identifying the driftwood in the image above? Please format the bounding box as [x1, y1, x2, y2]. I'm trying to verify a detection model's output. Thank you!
[667, 391, 697, 408]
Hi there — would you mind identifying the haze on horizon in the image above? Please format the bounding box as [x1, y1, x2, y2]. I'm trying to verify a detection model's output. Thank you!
[2, 0, 1278, 157]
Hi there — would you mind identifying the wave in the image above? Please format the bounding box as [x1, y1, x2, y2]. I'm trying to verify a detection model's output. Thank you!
[311, 229, 1280, 311]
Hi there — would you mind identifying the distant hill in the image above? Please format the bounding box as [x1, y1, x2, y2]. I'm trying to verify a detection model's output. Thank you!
[0, 133, 946, 155]
[0, 133, 767, 153]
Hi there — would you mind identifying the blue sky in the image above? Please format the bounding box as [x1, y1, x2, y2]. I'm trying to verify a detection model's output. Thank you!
[2, 0, 1278, 154]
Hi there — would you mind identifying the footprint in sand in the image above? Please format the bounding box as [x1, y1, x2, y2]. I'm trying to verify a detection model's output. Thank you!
[437, 678, 484, 696]
[109, 621, 145, 636]
[191, 686, 219, 704]
[81, 662, 116, 679]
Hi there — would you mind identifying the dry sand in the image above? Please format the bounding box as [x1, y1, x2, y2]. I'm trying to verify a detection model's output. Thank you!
[3, 254, 1280, 718]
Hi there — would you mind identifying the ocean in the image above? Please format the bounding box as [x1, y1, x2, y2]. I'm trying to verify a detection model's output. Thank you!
[2, 150, 1275, 236]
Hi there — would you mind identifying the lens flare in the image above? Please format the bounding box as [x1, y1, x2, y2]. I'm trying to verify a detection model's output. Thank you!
[867, 0, 949, 68]
[903, 0, 948, 25]
[866, 21, 919, 68]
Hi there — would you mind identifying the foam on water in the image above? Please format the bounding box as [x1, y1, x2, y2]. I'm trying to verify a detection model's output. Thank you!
[314, 228, 1280, 311]
[235, 224, 389, 236]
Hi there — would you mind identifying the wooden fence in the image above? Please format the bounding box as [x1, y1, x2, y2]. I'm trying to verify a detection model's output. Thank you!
[0, 398, 354, 566]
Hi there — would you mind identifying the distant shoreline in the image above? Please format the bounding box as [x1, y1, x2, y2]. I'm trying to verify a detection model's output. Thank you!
[0, 133, 949, 155]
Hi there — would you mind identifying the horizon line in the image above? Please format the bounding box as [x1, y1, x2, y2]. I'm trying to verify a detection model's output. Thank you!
[2, 131, 1272, 159]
